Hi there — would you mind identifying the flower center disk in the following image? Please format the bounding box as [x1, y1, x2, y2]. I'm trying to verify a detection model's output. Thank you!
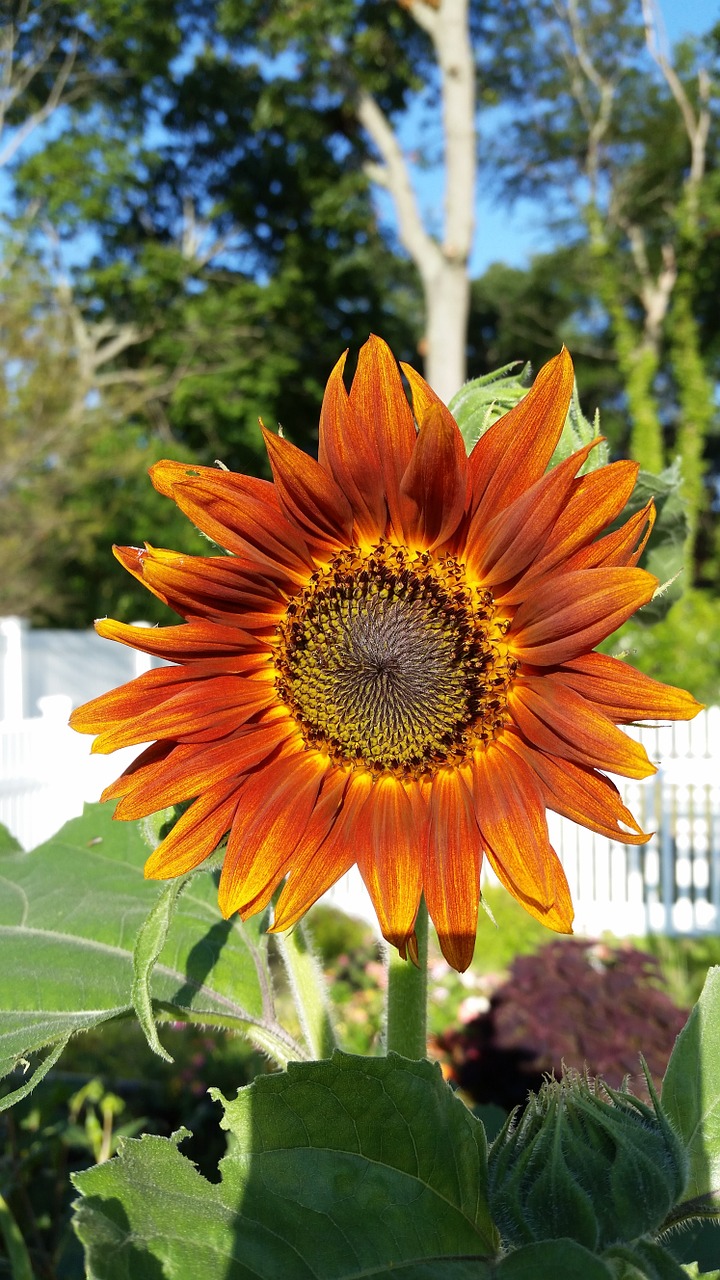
[275, 544, 517, 776]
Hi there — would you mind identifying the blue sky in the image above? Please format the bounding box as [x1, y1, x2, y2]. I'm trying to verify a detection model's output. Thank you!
[3, 0, 717, 278]
[465, 0, 720, 273]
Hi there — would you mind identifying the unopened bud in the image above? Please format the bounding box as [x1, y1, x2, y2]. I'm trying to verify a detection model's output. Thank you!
[487, 1068, 687, 1251]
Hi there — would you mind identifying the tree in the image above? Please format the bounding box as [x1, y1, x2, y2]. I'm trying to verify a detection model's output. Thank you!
[486, 0, 719, 562]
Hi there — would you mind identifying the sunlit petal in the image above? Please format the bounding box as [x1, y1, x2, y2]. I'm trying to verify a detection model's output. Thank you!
[355, 775, 424, 953]
[423, 768, 481, 972]
[72, 341, 700, 970]
[468, 347, 574, 515]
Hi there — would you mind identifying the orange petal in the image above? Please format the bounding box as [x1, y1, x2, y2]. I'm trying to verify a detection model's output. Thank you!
[510, 676, 656, 779]
[112, 719, 295, 819]
[318, 350, 387, 543]
[468, 348, 575, 515]
[566, 500, 656, 570]
[508, 567, 657, 665]
[400, 360, 465, 444]
[472, 742, 574, 933]
[270, 768, 368, 932]
[95, 617, 268, 662]
[117, 546, 289, 631]
[502, 731, 650, 845]
[71, 662, 242, 732]
[102, 741, 172, 801]
[501, 459, 640, 598]
[218, 746, 329, 917]
[262, 426, 354, 560]
[349, 335, 417, 541]
[149, 461, 313, 578]
[144, 777, 242, 879]
[355, 774, 424, 953]
[553, 652, 703, 723]
[399, 402, 469, 550]
[422, 768, 481, 972]
[465, 439, 598, 585]
[74, 671, 276, 753]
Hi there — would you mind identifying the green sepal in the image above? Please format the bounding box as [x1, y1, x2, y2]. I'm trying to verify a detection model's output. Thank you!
[495, 1239, 614, 1280]
[449, 362, 530, 452]
[603, 1238, 690, 1280]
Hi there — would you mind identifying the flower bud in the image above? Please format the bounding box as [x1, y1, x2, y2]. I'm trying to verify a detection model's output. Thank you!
[487, 1068, 687, 1251]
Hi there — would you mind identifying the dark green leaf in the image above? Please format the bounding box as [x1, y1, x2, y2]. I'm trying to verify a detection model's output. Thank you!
[73, 1053, 498, 1278]
[495, 1239, 613, 1279]
[662, 967, 720, 1208]
[0, 802, 295, 1107]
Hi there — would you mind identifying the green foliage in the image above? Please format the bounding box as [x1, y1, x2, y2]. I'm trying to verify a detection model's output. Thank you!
[0, 1021, 262, 1280]
[606, 589, 720, 705]
[435, 939, 688, 1112]
[3, 800, 720, 1278]
[662, 968, 720, 1223]
[306, 907, 386, 1055]
[473, 887, 555, 975]
[640, 936, 720, 1011]
[66, 975, 720, 1278]
[72, 1054, 498, 1278]
[0, 803, 303, 1111]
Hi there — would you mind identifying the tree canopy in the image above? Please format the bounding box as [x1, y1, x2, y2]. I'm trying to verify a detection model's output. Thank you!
[1, 0, 719, 657]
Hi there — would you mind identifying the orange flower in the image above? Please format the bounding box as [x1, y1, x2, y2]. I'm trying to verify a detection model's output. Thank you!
[70, 337, 701, 971]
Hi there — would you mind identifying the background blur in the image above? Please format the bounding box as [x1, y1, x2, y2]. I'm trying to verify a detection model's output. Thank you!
[3, 6, 720, 1273]
[0, 0, 718, 703]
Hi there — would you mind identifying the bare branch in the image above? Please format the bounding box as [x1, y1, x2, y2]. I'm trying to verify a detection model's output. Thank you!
[641, 0, 711, 189]
[0, 25, 82, 169]
[356, 86, 441, 281]
[179, 196, 243, 269]
[401, 0, 440, 40]
[561, 0, 618, 200]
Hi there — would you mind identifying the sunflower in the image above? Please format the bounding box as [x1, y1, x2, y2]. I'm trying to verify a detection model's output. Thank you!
[70, 337, 701, 971]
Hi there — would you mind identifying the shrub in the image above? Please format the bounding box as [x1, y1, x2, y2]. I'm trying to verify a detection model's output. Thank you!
[433, 938, 688, 1111]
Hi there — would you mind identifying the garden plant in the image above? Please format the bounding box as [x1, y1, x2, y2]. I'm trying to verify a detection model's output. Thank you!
[1, 338, 718, 1279]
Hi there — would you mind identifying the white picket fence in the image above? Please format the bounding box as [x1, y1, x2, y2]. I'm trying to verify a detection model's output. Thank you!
[1, 616, 719, 939]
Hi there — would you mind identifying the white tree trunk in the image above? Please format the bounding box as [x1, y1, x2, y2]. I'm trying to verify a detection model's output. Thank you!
[423, 258, 471, 402]
[355, 0, 476, 402]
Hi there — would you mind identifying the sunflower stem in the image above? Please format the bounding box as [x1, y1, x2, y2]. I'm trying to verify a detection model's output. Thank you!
[385, 898, 428, 1060]
[274, 919, 337, 1060]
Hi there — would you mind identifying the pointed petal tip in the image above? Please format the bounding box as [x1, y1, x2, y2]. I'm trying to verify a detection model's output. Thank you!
[436, 930, 476, 973]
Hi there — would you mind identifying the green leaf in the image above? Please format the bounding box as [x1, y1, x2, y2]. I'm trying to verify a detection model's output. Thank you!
[73, 1053, 498, 1278]
[0, 824, 22, 855]
[495, 1239, 613, 1280]
[449, 363, 530, 452]
[603, 1240, 689, 1280]
[680, 1264, 720, 1279]
[131, 877, 188, 1064]
[0, 1190, 34, 1280]
[608, 462, 688, 622]
[0, 802, 300, 1108]
[662, 967, 720, 1208]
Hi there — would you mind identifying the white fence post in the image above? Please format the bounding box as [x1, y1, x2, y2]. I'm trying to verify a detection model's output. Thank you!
[0, 616, 27, 722]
